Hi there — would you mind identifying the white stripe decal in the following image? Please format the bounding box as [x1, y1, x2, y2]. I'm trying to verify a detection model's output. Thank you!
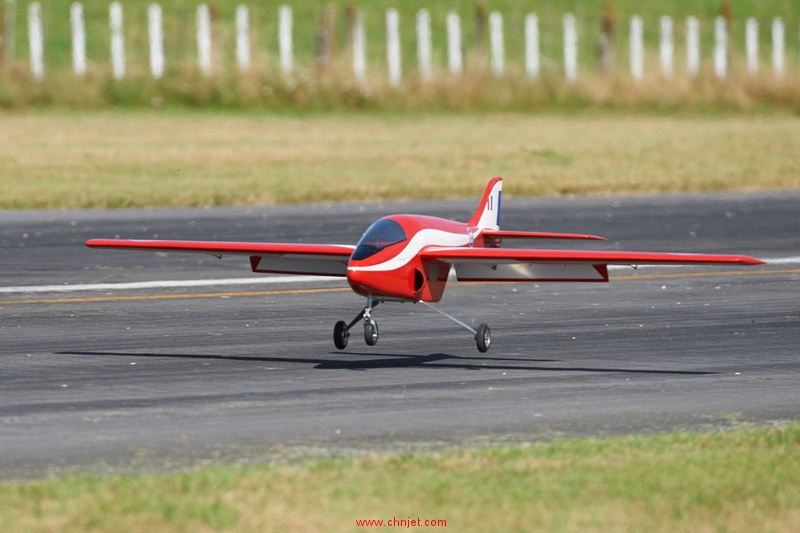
[348, 228, 471, 273]
[0, 276, 345, 294]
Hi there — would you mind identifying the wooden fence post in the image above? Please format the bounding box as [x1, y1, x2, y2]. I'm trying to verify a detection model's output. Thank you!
[109, 2, 125, 79]
[28, 2, 43, 79]
[525, 13, 539, 79]
[148, 3, 164, 79]
[629, 15, 643, 80]
[563, 13, 577, 82]
[447, 11, 462, 77]
[386, 8, 400, 87]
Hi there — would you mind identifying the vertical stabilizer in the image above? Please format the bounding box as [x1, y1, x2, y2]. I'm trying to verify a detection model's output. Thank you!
[468, 177, 503, 230]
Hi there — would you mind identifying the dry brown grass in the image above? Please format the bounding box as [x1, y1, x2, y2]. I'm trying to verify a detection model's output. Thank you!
[1, 111, 798, 209]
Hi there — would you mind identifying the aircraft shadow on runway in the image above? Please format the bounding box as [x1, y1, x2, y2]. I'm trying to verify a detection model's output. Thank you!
[58, 351, 718, 376]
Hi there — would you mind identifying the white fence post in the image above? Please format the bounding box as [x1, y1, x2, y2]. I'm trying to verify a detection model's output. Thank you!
[447, 12, 462, 77]
[386, 8, 401, 87]
[70, 2, 86, 75]
[28, 2, 43, 80]
[352, 10, 366, 82]
[525, 13, 539, 80]
[148, 3, 164, 79]
[235, 5, 249, 72]
[279, 5, 292, 76]
[489, 11, 503, 77]
[196, 4, 211, 76]
[416, 9, 431, 81]
[686, 16, 699, 76]
[772, 17, 784, 77]
[714, 16, 727, 79]
[563, 13, 577, 82]
[629, 15, 643, 80]
[659, 16, 673, 78]
[746, 17, 758, 75]
[109, 2, 125, 79]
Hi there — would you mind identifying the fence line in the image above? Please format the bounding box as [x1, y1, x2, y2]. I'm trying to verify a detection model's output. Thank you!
[19, 3, 800, 85]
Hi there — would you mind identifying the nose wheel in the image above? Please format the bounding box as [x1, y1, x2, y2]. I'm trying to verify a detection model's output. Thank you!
[364, 319, 379, 346]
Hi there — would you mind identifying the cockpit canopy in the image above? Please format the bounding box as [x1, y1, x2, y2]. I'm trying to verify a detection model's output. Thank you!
[351, 219, 407, 261]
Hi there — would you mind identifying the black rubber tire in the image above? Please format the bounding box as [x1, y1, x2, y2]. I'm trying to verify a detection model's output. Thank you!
[475, 323, 491, 352]
[364, 319, 379, 346]
[333, 320, 349, 350]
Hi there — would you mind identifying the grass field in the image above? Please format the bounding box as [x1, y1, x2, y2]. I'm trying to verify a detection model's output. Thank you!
[1, 425, 798, 532]
[2, 111, 799, 209]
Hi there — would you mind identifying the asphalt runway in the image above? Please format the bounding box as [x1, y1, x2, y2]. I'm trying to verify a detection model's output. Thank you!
[2, 192, 799, 478]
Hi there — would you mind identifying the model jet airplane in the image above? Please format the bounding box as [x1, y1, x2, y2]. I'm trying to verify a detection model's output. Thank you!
[86, 178, 764, 352]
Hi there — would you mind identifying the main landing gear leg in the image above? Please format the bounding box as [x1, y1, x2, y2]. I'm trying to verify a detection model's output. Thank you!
[333, 295, 380, 350]
[421, 302, 491, 353]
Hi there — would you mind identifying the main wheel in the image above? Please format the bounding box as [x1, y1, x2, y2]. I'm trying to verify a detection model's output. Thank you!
[364, 319, 379, 346]
[475, 323, 491, 352]
[333, 320, 349, 350]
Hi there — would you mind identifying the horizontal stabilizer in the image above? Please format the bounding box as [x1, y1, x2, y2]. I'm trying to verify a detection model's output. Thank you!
[480, 229, 606, 245]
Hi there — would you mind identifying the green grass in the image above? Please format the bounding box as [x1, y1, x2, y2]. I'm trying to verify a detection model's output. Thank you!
[0, 1, 798, 110]
[2, 425, 799, 532]
[3, 112, 800, 209]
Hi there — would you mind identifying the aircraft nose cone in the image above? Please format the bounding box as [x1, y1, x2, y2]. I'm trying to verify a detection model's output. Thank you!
[346, 267, 370, 295]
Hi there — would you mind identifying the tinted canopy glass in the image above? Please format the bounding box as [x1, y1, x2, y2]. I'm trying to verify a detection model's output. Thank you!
[351, 219, 407, 261]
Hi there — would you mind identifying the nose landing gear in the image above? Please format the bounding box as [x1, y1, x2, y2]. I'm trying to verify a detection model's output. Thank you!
[333, 295, 380, 350]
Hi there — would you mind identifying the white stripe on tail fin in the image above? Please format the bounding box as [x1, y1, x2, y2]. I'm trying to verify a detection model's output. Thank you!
[468, 177, 503, 230]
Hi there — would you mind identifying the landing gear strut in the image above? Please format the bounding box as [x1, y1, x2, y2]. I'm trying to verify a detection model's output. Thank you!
[422, 302, 491, 352]
[333, 295, 380, 350]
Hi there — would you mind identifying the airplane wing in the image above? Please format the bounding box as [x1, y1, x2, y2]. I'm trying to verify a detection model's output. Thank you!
[85, 239, 355, 277]
[419, 247, 765, 282]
